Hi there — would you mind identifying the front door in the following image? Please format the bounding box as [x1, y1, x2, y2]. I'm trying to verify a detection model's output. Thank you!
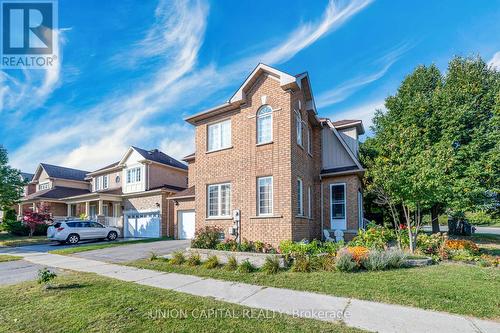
[330, 183, 346, 230]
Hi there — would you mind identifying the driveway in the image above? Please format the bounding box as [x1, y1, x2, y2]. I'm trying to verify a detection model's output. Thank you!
[72, 239, 190, 263]
[423, 225, 500, 235]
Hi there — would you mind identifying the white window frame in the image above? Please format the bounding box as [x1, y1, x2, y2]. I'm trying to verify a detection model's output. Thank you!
[330, 183, 347, 223]
[295, 111, 303, 147]
[38, 182, 50, 191]
[308, 186, 312, 218]
[256, 105, 273, 145]
[103, 175, 108, 189]
[297, 178, 303, 216]
[257, 176, 273, 216]
[307, 126, 312, 155]
[126, 167, 141, 184]
[207, 183, 231, 218]
[207, 119, 231, 152]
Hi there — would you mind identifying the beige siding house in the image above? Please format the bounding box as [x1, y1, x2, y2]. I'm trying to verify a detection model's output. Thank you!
[170, 64, 365, 246]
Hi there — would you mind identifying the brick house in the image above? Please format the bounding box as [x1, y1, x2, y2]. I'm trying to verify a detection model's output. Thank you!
[170, 64, 365, 246]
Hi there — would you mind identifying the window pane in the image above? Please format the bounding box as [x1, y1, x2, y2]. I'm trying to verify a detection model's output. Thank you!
[221, 121, 231, 149]
[296, 113, 302, 145]
[331, 185, 346, 219]
[257, 114, 272, 144]
[220, 184, 231, 216]
[297, 179, 303, 215]
[258, 177, 272, 215]
[208, 185, 219, 216]
[208, 123, 219, 151]
[332, 203, 345, 219]
[136, 168, 141, 182]
[332, 185, 344, 201]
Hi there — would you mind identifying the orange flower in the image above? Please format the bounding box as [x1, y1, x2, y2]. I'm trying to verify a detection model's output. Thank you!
[444, 240, 479, 253]
[346, 246, 369, 262]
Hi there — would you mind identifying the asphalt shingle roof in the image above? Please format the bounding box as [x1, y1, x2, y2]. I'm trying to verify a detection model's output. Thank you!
[23, 186, 91, 200]
[132, 147, 188, 170]
[169, 186, 195, 198]
[40, 163, 89, 181]
[20, 172, 34, 182]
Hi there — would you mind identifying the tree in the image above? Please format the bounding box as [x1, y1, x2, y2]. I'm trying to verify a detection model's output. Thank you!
[22, 203, 52, 237]
[0, 146, 25, 212]
[361, 56, 499, 251]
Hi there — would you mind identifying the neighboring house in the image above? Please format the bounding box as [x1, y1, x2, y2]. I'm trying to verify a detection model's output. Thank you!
[17, 163, 91, 218]
[62, 146, 188, 238]
[169, 63, 364, 245]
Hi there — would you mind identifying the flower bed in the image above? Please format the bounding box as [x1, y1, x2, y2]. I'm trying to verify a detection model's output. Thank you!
[186, 248, 286, 268]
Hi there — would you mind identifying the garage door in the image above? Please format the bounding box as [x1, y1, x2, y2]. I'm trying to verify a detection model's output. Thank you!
[125, 211, 160, 238]
[178, 210, 195, 239]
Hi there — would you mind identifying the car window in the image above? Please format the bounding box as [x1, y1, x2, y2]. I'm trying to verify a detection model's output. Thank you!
[79, 222, 91, 228]
[90, 222, 104, 228]
[66, 222, 77, 227]
[53, 222, 61, 228]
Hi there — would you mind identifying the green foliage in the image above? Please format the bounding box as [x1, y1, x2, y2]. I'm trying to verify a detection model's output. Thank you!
[384, 249, 407, 268]
[1, 208, 16, 223]
[1, 219, 48, 236]
[186, 253, 201, 266]
[350, 224, 395, 249]
[149, 252, 158, 261]
[170, 251, 185, 265]
[318, 253, 336, 272]
[237, 260, 255, 273]
[448, 249, 476, 262]
[335, 250, 358, 272]
[291, 254, 314, 273]
[361, 249, 406, 271]
[191, 227, 222, 249]
[37, 268, 57, 285]
[279, 240, 343, 257]
[203, 255, 219, 269]
[225, 256, 238, 271]
[0, 146, 25, 211]
[261, 256, 280, 275]
[214, 238, 277, 253]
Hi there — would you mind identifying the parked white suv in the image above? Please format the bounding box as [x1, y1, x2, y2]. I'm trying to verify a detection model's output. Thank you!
[47, 220, 120, 244]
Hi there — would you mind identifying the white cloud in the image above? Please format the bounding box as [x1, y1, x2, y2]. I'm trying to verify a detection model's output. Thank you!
[10, 0, 372, 171]
[488, 51, 500, 70]
[317, 43, 412, 108]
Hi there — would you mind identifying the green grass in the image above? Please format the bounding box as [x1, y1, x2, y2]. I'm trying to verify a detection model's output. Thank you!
[0, 273, 362, 333]
[130, 260, 500, 319]
[49, 238, 169, 255]
[0, 232, 50, 247]
[0, 254, 21, 262]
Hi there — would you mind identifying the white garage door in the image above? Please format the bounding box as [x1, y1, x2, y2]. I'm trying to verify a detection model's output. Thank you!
[178, 210, 195, 239]
[125, 211, 160, 238]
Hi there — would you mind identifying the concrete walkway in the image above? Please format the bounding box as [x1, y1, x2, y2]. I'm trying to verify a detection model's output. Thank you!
[15, 251, 500, 333]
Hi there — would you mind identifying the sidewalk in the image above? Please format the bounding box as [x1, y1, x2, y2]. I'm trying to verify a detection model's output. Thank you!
[18, 251, 500, 333]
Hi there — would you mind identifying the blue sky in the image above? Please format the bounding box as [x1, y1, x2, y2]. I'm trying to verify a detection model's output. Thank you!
[1, 0, 499, 172]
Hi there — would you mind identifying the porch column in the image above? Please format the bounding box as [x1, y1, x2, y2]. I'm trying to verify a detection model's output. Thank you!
[85, 202, 90, 217]
[32, 202, 36, 212]
[67, 204, 72, 217]
[98, 200, 104, 216]
[18, 204, 22, 218]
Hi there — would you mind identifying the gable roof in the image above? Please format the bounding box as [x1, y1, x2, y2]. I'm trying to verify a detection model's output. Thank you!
[34, 163, 89, 182]
[168, 186, 195, 199]
[184, 63, 317, 124]
[118, 146, 187, 171]
[22, 186, 91, 201]
[20, 172, 34, 182]
[331, 119, 365, 135]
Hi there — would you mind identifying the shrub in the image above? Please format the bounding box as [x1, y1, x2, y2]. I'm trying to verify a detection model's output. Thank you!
[237, 260, 255, 273]
[37, 268, 57, 286]
[225, 256, 238, 271]
[477, 254, 499, 267]
[361, 250, 387, 271]
[385, 249, 407, 268]
[445, 240, 479, 253]
[1, 208, 17, 224]
[191, 226, 222, 249]
[170, 251, 185, 265]
[238, 239, 255, 252]
[321, 241, 344, 255]
[291, 254, 313, 273]
[416, 233, 446, 256]
[335, 250, 358, 272]
[350, 224, 395, 250]
[1, 219, 48, 236]
[448, 249, 476, 262]
[203, 255, 219, 269]
[261, 256, 280, 274]
[149, 252, 159, 261]
[216, 239, 238, 252]
[186, 253, 201, 266]
[254, 241, 265, 253]
[319, 253, 336, 271]
[346, 246, 369, 263]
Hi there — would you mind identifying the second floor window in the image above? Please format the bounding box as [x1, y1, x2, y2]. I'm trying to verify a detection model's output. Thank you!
[207, 119, 231, 152]
[257, 105, 272, 144]
[295, 111, 303, 147]
[126, 167, 141, 184]
[207, 183, 231, 217]
[95, 175, 109, 191]
[38, 182, 50, 191]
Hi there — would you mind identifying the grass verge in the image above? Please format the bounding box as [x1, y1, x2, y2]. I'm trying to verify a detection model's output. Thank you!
[0, 272, 362, 333]
[49, 238, 169, 255]
[0, 254, 22, 262]
[129, 260, 500, 319]
[0, 232, 50, 247]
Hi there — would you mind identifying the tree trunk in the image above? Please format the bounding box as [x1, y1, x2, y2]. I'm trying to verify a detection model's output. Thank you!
[431, 204, 440, 234]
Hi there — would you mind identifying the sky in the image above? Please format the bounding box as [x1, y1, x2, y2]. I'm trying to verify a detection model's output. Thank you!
[1, 0, 499, 173]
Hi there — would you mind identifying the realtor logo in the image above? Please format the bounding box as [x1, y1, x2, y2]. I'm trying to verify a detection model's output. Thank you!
[1, 0, 58, 69]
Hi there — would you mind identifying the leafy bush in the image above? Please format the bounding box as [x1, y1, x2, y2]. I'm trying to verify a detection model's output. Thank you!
[225, 256, 238, 271]
[346, 246, 369, 263]
[416, 233, 446, 256]
[238, 239, 255, 252]
[318, 253, 336, 271]
[214, 238, 276, 253]
[279, 240, 343, 257]
[361, 250, 388, 271]
[203, 255, 219, 269]
[1, 208, 17, 224]
[350, 224, 395, 249]
[291, 254, 314, 273]
[261, 256, 280, 274]
[191, 226, 222, 249]
[335, 250, 358, 272]
[445, 240, 479, 253]
[477, 254, 499, 267]
[216, 239, 238, 251]
[237, 260, 255, 273]
[37, 268, 57, 286]
[149, 252, 158, 261]
[385, 249, 407, 268]
[1, 219, 48, 236]
[254, 241, 265, 253]
[170, 251, 185, 265]
[186, 253, 201, 266]
[448, 249, 477, 262]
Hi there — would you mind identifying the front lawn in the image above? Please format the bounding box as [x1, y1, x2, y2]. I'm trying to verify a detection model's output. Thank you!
[49, 238, 168, 255]
[0, 232, 49, 247]
[130, 260, 500, 319]
[0, 273, 362, 333]
[0, 254, 21, 262]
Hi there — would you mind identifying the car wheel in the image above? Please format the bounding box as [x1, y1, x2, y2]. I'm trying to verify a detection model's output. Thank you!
[66, 234, 80, 245]
[107, 231, 118, 241]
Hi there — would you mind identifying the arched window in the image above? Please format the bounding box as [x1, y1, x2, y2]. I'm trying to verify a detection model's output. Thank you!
[257, 105, 272, 144]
